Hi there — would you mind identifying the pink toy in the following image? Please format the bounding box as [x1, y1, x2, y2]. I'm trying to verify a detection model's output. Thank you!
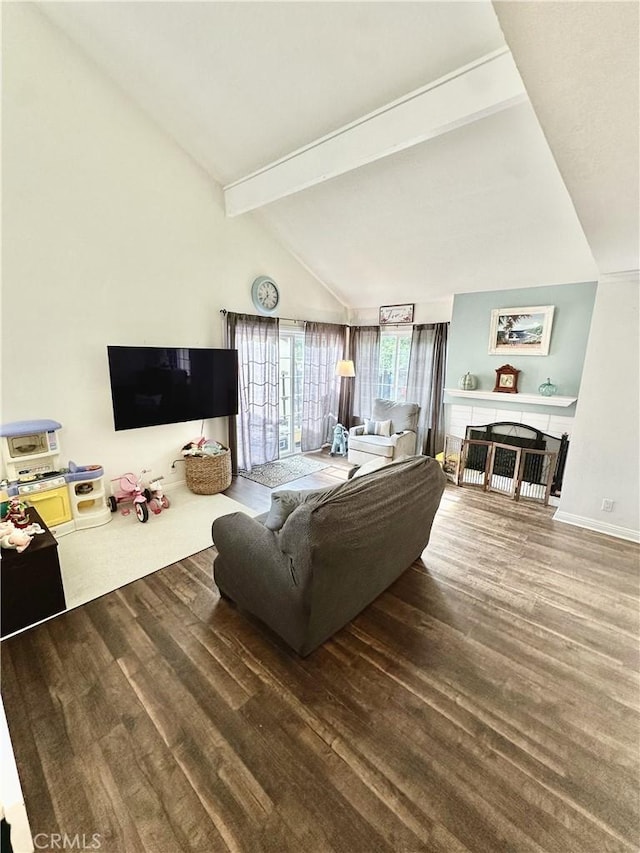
[108, 470, 150, 523]
[0, 519, 42, 552]
[144, 475, 170, 515]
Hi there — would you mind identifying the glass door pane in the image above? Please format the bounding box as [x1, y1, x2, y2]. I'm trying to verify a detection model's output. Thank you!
[379, 330, 411, 401]
[279, 329, 304, 457]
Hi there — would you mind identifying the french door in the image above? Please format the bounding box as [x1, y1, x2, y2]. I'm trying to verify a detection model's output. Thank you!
[278, 328, 304, 457]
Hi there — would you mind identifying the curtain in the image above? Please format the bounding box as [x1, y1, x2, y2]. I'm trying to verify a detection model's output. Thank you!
[301, 322, 346, 451]
[350, 326, 381, 423]
[226, 312, 280, 473]
[406, 323, 449, 457]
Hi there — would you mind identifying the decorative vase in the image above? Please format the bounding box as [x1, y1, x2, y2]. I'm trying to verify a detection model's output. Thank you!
[458, 372, 478, 391]
[538, 377, 557, 396]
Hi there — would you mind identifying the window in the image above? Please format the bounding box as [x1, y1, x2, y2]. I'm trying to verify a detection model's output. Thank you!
[378, 330, 411, 402]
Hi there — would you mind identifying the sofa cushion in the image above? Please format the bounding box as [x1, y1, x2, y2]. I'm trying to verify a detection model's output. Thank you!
[264, 485, 335, 531]
[372, 398, 419, 433]
[364, 418, 391, 437]
[348, 434, 395, 458]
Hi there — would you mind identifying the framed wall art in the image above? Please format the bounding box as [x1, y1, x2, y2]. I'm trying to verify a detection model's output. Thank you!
[488, 305, 555, 356]
[379, 304, 414, 325]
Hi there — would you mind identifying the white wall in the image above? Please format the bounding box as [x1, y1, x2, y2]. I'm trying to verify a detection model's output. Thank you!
[555, 273, 639, 541]
[1, 4, 346, 483]
[348, 297, 453, 327]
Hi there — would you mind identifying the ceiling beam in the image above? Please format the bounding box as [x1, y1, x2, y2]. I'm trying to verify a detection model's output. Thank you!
[224, 48, 527, 217]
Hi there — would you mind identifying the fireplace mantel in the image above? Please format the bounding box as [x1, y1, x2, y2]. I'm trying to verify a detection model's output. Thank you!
[445, 389, 578, 408]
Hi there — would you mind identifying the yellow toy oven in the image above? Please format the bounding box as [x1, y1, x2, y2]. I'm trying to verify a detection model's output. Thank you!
[18, 478, 72, 528]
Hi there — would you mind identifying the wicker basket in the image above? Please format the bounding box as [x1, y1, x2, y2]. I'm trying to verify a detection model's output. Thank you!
[184, 449, 232, 495]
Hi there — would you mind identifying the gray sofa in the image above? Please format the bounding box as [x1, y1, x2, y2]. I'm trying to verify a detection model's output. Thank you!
[211, 454, 446, 656]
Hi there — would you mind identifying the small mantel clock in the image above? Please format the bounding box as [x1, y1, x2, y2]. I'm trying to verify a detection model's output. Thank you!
[493, 364, 520, 394]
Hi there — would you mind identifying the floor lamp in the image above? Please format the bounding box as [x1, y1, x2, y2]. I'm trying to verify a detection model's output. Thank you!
[335, 359, 355, 430]
[335, 359, 356, 379]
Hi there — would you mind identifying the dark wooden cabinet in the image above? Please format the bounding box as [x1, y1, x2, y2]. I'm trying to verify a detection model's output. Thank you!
[1, 508, 66, 637]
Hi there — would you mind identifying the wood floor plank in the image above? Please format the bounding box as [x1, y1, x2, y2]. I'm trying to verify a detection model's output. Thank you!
[238, 692, 395, 853]
[3, 631, 104, 839]
[2, 469, 638, 852]
[410, 557, 640, 710]
[77, 741, 149, 853]
[124, 656, 266, 852]
[330, 626, 637, 852]
[360, 589, 639, 785]
[0, 645, 58, 838]
[214, 624, 527, 852]
[97, 723, 187, 853]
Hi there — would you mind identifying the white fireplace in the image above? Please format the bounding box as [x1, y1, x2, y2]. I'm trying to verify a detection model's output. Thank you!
[444, 404, 575, 507]
[445, 403, 574, 443]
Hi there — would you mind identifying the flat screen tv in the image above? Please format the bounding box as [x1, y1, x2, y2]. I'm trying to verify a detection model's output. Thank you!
[107, 346, 238, 431]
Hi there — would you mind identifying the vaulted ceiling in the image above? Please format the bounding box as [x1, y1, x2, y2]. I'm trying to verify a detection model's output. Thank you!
[38, 1, 638, 310]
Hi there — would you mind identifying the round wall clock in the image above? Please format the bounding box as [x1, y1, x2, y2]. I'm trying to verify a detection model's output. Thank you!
[251, 276, 280, 315]
[493, 364, 520, 393]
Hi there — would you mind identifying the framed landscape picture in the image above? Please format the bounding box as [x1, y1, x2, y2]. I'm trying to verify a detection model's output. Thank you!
[379, 303, 414, 325]
[488, 305, 555, 356]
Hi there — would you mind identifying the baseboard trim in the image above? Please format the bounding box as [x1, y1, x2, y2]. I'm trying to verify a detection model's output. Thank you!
[165, 477, 187, 491]
[553, 510, 640, 543]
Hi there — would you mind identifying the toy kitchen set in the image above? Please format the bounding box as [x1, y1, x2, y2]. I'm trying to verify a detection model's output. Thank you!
[0, 419, 111, 535]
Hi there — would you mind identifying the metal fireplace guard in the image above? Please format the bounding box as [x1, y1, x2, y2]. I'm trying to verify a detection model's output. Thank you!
[440, 422, 570, 505]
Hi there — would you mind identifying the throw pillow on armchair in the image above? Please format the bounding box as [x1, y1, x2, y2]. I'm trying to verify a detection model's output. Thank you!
[364, 418, 391, 437]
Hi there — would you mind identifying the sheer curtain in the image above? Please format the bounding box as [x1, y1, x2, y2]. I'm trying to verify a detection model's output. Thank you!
[406, 323, 449, 457]
[301, 322, 346, 451]
[350, 326, 381, 423]
[226, 312, 280, 473]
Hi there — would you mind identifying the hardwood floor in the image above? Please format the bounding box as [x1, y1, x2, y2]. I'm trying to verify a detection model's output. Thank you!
[2, 455, 639, 852]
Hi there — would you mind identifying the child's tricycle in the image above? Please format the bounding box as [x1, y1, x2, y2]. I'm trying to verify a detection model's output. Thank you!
[144, 475, 170, 515]
[108, 470, 150, 522]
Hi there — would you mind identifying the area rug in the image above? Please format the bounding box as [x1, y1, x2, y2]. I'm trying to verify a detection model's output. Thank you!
[239, 455, 330, 488]
[57, 483, 255, 610]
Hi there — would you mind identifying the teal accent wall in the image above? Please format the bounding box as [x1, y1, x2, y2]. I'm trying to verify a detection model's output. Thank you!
[446, 281, 598, 415]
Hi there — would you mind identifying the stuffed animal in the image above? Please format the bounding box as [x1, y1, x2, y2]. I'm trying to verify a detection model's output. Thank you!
[330, 423, 349, 457]
[0, 519, 32, 552]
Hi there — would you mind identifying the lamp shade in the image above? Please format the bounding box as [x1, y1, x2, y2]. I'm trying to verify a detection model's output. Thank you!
[335, 359, 356, 378]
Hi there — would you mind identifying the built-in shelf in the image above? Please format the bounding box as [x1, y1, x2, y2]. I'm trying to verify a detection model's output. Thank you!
[445, 389, 578, 408]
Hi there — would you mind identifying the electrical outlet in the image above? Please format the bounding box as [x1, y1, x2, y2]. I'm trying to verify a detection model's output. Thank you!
[601, 498, 614, 512]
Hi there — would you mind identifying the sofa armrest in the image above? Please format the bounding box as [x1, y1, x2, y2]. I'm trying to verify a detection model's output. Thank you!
[212, 511, 306, 603]
[349, 425, 365, 437]
[211, 512, 287, 576]
[391, 430, 418, 456]
[212, 511, 310, 651]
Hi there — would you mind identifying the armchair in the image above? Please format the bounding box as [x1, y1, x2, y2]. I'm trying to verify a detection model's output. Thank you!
[348, 398, 420, 466]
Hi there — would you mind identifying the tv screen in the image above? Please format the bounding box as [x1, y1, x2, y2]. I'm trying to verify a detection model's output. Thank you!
[107, 346, 238, 431]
